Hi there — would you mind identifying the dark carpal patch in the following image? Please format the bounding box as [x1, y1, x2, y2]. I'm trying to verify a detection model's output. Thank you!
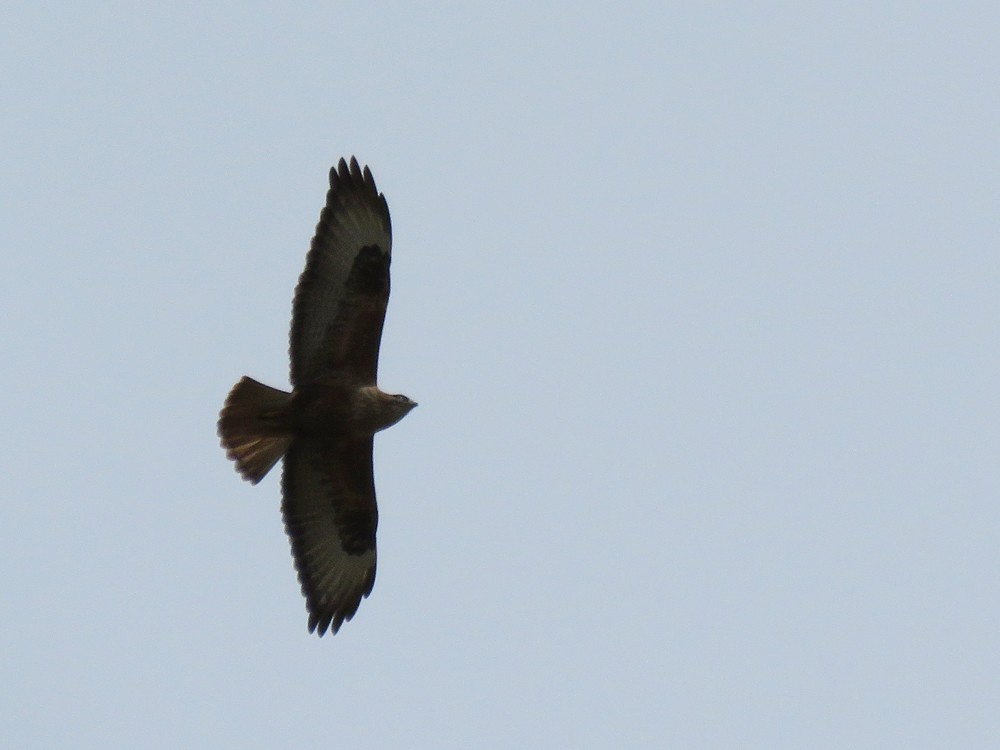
[347, 244, 390, 295]
[335, 505, 378, 555]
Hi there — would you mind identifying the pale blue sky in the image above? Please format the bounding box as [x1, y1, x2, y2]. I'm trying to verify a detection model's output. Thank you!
[3, 3, 999, 747]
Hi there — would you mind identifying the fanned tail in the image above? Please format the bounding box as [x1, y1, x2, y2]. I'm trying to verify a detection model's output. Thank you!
[218, 376, 293, 483]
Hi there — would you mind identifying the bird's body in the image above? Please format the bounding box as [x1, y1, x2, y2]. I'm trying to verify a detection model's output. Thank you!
[218, 158, 415, 636]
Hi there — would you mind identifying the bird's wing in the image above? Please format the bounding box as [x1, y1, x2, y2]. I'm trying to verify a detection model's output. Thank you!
[281, 438, 378, 636]
[290, 157, 392, 387]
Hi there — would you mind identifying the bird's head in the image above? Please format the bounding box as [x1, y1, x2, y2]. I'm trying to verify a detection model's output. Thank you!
[374, 390, 418, 430]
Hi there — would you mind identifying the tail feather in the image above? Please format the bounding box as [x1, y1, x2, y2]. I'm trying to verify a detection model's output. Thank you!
[218, 376, 294, 484]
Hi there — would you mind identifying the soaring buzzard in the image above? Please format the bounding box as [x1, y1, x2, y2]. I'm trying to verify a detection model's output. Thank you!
[218, 157, 416, 636]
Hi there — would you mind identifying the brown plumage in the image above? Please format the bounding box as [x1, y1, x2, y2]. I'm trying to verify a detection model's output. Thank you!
[218, 158, 416, 636]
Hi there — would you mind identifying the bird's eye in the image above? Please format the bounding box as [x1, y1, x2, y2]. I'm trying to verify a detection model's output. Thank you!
[394, 394, 408, 402]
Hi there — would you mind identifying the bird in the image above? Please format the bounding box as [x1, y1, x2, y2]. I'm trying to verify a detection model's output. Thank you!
[218, 157, 416, 636]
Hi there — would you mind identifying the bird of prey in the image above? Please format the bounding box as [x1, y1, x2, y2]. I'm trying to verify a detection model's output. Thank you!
[218, 157, 416, 636]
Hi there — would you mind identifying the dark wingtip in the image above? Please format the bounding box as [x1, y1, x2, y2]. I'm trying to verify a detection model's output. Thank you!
[330, 157, 350, 187]
[307, 610, 338, 638]
[329, 156, 380, 196]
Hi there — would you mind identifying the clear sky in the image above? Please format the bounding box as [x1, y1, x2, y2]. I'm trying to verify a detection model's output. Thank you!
[3, 3, 999, 747]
